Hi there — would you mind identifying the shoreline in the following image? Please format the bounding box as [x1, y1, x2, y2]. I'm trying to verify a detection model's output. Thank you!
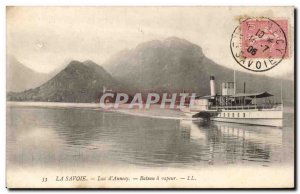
[6, 101, 194, 120]
[6, 101, 294, 120]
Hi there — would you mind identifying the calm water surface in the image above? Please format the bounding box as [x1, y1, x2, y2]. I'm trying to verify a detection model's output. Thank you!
[7, 106, 294, 169]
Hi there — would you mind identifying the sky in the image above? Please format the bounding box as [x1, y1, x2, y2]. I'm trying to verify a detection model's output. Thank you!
[6, 6, 294, 78]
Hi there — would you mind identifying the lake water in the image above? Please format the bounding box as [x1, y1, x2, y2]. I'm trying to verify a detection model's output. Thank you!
[7, 105, 294, 170]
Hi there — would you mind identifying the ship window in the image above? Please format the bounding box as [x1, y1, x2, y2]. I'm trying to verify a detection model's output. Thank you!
[232, 113, 234, 117]
[223, 113, 225, 117]
[243, 113, 245, 118]
[227, 113, 230, 117]
[238, 113, 240, 117]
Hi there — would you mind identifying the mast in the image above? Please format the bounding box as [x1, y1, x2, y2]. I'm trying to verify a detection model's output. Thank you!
[279, 80, 283, 112]
[281, 80, 283, 105]
[234, 69, 236, 95]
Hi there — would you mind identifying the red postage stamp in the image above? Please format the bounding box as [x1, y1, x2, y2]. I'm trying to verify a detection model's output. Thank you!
[230, 18, 289, 72]
[241, 19, 288, 58]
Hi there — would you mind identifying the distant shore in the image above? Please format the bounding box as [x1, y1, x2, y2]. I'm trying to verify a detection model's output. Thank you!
[6, 101, 191, 120]
[6, 101, 100, 108]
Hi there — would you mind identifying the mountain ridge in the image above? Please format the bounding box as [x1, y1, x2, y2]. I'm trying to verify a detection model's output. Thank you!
[7, 56, 49, 92]
[7, 60, 120, 102]
[103, 37, 293, 103]
[7, 37, 294, 104]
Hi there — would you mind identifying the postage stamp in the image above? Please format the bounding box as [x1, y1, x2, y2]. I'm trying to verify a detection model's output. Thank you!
[230, 18, 288, 72]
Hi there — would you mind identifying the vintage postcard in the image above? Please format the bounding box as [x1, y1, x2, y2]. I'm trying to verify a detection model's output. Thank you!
[6, 6, 295, 188]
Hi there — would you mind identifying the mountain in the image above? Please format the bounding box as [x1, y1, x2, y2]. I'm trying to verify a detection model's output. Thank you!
[104, 37, 294, 103]
[7, 56, 50, 92]
[7, 37, 294, 104]
[7, 60, 120, 102]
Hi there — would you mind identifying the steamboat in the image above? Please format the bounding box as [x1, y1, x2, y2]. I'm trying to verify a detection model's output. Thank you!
[183, 75, 283, 127]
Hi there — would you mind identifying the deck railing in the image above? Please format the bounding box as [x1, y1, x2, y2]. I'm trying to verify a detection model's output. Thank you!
[209, 103, 282, 111]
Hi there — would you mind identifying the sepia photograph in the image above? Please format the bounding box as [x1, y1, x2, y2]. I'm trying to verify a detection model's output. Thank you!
[6, 6, 295, 188]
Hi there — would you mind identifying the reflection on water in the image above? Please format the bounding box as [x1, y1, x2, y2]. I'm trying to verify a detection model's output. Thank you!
[7, 106, 294, 169]
[180, 120, 284, 165]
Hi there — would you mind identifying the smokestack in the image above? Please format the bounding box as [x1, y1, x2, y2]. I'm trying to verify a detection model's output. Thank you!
[210, 76, 216, 96]
[243, 82, 246, 94]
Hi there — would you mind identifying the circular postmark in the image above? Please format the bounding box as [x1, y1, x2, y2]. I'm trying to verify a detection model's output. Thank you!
[230, 17, 288, 72]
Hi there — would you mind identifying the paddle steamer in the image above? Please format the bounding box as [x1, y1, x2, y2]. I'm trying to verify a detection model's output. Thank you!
[183, 75, 283, 127]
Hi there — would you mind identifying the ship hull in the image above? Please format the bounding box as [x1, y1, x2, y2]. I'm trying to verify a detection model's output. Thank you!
[183, 109, 283, 127]
[210, 117, 282, 127]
